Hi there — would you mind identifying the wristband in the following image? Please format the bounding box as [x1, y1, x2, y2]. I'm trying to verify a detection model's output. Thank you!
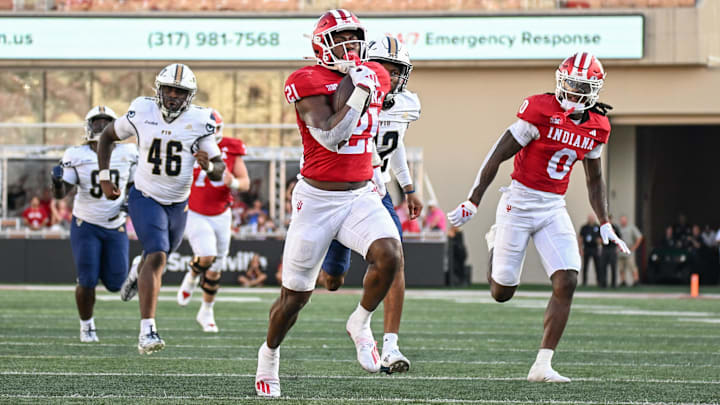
[98, 169, 111, 182]
[404, 189, 416, 194]
[346, 86, 370, 112]
[229, 177, 241, 190]
[205, 162, 214, 173]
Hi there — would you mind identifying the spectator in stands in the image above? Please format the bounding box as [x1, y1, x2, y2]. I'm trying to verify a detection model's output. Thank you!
[599, 215, 622, 288]
[673, 213, 691, 241]
[256, 212, 277, 234]
[50, 198, 73, 231]
[39, 188, 53, 221]
[618, 215, 643, 287]
[662, 225, 682, 249]
[244, 198, 267, 226]
[701, 225, 716, 248]
[22, 196, 49, 230]
[237, 253, 267, 287]
[578, 214, 602, 286]
[423, 200, 447, 232]
[231, 198, 247, 231]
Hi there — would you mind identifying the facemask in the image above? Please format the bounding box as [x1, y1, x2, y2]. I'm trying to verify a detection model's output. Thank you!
[560, 99, 586, 112]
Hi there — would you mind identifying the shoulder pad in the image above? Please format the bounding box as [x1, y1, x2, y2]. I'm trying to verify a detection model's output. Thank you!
[516, 93, 560, 125]
[384, 91, 421, 122]
[284, 66, 343, 103]
[585, 113, 611, 143]
[61, 145, 94, 168]
[220, 137, 247, 156]
[187, 105, 217, 136]
[126, 96, 156, 120]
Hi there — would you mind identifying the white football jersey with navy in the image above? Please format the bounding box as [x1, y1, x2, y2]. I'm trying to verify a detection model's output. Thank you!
[375, 90, 421, 186]
[62, 143, 138, 229]
[114, 97, 221, 205]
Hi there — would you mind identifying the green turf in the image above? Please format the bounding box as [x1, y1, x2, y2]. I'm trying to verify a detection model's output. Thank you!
[0, 287, 718, 404]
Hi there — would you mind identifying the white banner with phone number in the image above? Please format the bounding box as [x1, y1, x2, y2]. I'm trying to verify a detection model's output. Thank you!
[0, 15, 643, 61]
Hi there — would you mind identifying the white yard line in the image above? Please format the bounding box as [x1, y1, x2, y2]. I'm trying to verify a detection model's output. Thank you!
[0, 352, 718, 369]
[0, 393, 713, 405]
[1, 370, 719, 385]
[2, 284, 719, 300]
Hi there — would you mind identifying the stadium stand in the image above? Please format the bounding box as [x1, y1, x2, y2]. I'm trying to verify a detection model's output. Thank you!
[5, 0, 697, 12]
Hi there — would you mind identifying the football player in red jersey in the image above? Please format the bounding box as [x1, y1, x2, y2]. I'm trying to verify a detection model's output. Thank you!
[255, 9, 400, 397]
[448, 52, 630, 383]
[176, 110, 250, 333]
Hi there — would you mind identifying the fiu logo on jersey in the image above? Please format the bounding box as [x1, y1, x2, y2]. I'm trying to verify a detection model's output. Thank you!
[547, 127, 595, 151]
[205, 123, 216, 133]
[128, 110, 136, 118]
[144, 120, 158, 126]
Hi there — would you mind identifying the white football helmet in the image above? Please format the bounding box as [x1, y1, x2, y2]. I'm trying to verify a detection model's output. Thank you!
[84, 105, 118, 142]
[367, 36, 413, 99]
[210, 109, 224, 143]
[155, 63, 197, 120]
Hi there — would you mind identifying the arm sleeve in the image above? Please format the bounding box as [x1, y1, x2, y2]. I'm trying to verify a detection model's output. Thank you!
[389, 126, 413, 188]
[585, 143, 604, 159]
[307, 108, 362, 153]
[198, 135, 221, 159]
[507, 119, 539, 147]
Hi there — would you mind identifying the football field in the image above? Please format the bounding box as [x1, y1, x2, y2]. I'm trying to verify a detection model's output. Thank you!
[0, 285, 718, 404]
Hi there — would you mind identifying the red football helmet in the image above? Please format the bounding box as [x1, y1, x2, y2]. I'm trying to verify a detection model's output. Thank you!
[210, 109, 224, 143]
[311, 9, 366, 73]
[555, 52, 605, 111]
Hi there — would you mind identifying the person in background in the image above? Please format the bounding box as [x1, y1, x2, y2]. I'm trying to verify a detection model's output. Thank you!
[578, 214, 602, 286]
[22, 196, 49, 230]
[599, 215, 621, 288]
[50, 199, 73, 231]
[424, 200, 446, 232]
[617, 215, 643, 287]
[238, 253, 268, 287]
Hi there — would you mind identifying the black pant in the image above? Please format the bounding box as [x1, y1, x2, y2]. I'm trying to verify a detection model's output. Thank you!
[600, 249, 618, 288]
[582, 248, 601, 286]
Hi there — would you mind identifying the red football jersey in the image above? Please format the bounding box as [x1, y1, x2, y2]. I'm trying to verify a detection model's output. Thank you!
[512, 93, 610, 195]
[189, 137, 247, 216]
[284, 62, 391, 182]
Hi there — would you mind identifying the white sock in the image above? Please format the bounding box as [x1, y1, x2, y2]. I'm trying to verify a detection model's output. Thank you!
[349, 303, 373, 331]
[80, 317, 95, 329]
[534, 348, 554, 367]
[261, 341, 278, 356]
[383, 333, 398, 353]
[140, 318, 156, 335]
[201, 301, 215, 311]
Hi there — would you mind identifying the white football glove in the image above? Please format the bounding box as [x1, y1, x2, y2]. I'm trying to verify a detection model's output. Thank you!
[447, 200, 477, 228]
[348, 65, 377, 94]
[371, 166, 386, 197]
[600, 222, 631, 254]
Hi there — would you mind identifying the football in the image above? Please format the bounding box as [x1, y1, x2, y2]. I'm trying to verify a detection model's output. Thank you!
[331, 74, 356, 113]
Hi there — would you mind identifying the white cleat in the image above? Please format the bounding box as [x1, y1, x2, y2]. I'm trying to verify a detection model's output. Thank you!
[527, 363, 571, 383]
[137, 329, 165, 355]
[485, 224, 497, 252]
[380, 348, 410, 374]
[80, 326, 99, 343]
[120, 255, 141, 302]
[196, 307, 219, 333]
[255, 343, 281, 397]
[177, 271, 200, 306]
[346, 320, 380, 373]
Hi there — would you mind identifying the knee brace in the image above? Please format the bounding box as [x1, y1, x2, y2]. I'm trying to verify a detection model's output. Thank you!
[189, 256, 213, 276]
[200, 276, 220, 296]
